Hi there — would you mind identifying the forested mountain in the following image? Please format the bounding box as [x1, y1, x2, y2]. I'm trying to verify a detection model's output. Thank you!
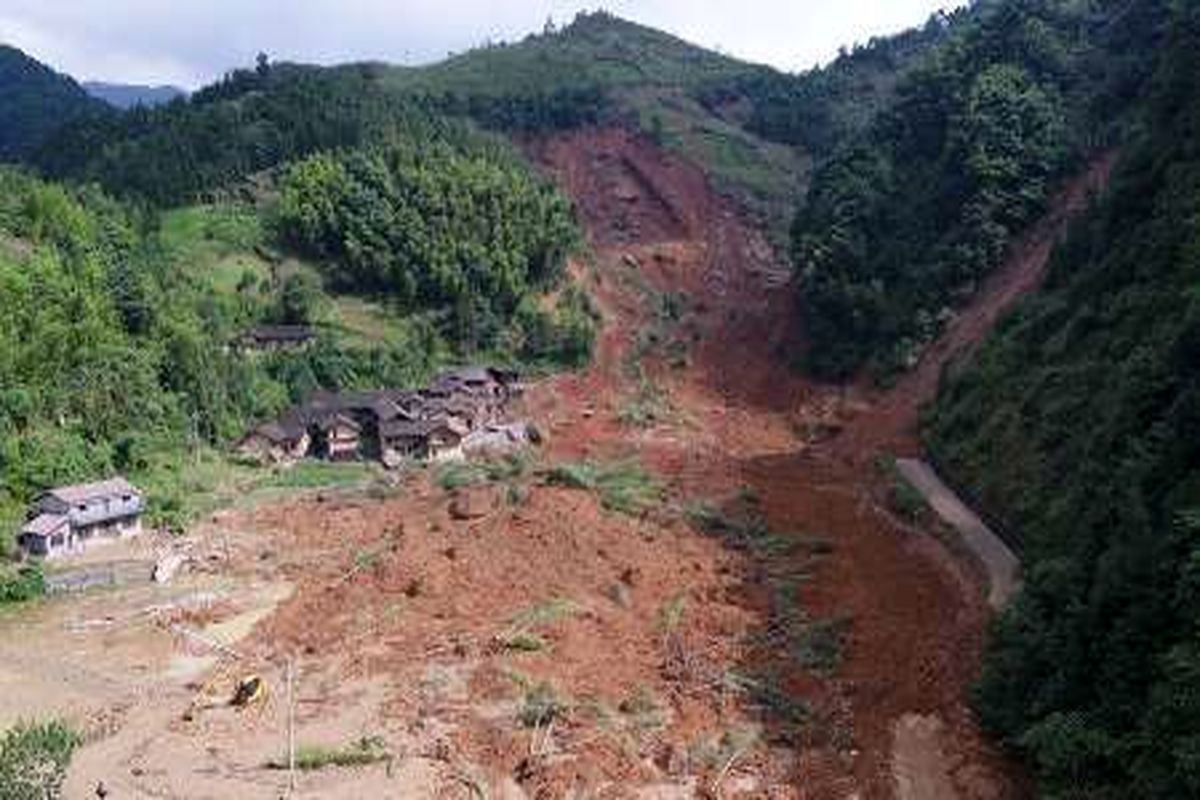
[83, 81, 186, 109]
[29, 12, 950, 241]
[37, 62, 443, 205]
[0, 45, 108, 161]
[793, 0, 1170, 379]
[923, 4, 1200, 796]
[0, 129, 590, 544]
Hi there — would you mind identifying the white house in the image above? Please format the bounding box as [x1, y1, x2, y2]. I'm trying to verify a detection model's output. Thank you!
[18, 477, 144, 559]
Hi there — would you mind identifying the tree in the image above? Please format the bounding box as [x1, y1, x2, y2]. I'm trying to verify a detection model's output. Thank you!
[277, 271, 324, 325]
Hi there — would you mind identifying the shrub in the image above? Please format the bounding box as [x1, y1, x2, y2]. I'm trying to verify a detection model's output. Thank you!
[0, 721, 82, 800]
[266, 735, 389, 771]
[544, 460, 663, 515]
[518, 682, 566, 728]
[0, 566, 44, 605]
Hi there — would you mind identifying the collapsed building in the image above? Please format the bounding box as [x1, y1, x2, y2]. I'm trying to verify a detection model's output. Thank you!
[236, 367, 525, 466]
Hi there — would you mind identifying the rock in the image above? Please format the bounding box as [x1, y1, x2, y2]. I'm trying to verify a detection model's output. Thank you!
[450, 487, 496, 521]
[153, 553, 186, 584]
[606, 583, 632, 608]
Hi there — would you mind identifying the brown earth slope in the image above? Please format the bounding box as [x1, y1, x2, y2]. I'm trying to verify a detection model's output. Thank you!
[56, 128, 1109, 799]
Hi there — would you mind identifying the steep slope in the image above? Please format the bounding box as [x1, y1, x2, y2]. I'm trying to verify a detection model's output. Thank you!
[0, 45, 107, 160]
[924, 6, 1200, 796]
[83, 81, 186, 109]
[33, 11, 947, 244]
[793, 0, 1171, 379]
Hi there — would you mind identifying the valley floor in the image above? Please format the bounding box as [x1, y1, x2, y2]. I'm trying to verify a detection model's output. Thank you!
[1, 128, 1111, 798]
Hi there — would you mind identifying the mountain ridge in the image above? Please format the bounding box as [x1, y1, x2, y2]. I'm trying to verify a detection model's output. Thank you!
[83, 80, 186, 109]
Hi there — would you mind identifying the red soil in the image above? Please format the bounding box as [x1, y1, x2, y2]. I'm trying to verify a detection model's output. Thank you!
[240, 127, 1108, 798]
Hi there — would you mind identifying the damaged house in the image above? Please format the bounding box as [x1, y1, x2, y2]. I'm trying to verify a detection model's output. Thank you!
[236, 367, 522, 467]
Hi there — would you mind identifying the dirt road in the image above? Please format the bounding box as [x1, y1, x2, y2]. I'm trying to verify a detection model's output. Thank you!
[895, 460, 1020, 610]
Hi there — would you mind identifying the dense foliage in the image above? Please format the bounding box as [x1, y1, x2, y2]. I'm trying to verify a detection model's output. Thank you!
[695, 12, 955, 157]
[793, 0, 1169, 379]
[35, 62, 459, 205]
[926, 6, 1200, 796]
[278, 141, 590, 359]
[0, 159, 587, 545]
[0, 721, 81, 800]
[0, 45, 107, 162]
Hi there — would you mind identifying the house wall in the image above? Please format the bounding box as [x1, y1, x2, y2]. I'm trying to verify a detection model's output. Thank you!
[327, 431, 360, 460]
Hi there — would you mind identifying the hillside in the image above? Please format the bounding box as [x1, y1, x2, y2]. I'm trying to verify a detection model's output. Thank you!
[31, 11, 948, 244]
[924, 5, 1200, 796]
[83, 81, 186, 108]
[7, 4, 1200, 796]
[793, 0, 1171, 379]
[0, 45, 108, 160]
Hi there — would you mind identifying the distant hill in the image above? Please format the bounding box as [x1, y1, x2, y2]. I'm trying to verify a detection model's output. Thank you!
[0, 45, 108, 161]
[83, 81, 186, 109]
[36, 11, 948, 244]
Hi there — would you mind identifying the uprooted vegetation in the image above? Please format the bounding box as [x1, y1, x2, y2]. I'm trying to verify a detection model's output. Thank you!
[495, 598, 581, 653]
[683, 491, 846, 742]
[266, 735, 391, 772]
[617, 257, 696, 429]
[543, 460, 664, 515]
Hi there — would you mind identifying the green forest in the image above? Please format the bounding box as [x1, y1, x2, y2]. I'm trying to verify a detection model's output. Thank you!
[0, 115, 591, 555]
[792, 0, 1168, 379]
[926, 4, 1200, 797]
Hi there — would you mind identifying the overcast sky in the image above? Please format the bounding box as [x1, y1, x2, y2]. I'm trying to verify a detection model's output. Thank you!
[0, 1, 958, 89]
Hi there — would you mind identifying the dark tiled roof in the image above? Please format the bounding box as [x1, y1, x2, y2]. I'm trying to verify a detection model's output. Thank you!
[22, 513, 68, 537]
[47, 477, 141, 504]
[243, 325, 315, 343]
[313, 413, 361, 433]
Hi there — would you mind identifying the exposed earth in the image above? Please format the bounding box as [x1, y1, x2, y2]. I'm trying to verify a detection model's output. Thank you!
[2, 127, 1111, 798]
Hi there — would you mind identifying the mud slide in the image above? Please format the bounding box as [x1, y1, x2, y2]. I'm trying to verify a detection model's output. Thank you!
[46, 129, 1106, 799]
[531, 129, 1114, 799]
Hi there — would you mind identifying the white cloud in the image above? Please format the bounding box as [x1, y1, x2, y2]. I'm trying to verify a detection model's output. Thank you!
[0, 1, 958, 89]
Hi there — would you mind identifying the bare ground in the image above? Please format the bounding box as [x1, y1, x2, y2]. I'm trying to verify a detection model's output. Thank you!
[0, 128, 1113, 799]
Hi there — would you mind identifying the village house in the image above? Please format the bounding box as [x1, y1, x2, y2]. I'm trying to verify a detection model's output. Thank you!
[237, 324, 316, 354]
[380, 418, 465, 463]
[235, 367, 522, 467]
[18, 478, 144, 559]
[236, 412, 311, 463]
[310, 413, 362, 461]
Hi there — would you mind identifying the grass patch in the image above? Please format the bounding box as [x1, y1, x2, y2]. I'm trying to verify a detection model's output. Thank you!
[436, 461, 491, 491]
[791, 617, 850, 674]
[618, 379, 673, 429]
[256, 461, 376, 491]
[0, 564, 44, 605]
[0, 720, 83, 799]
[725, 671, 811, 739]
[518, 682, 566, 728]
[497, 598, 580, 652]
[437, 453, 531, 492]
[544, 460, 663, 515]
[685, 499, 769, 545]
[266, 735, 390, 771]
[657, 593, 687, 635]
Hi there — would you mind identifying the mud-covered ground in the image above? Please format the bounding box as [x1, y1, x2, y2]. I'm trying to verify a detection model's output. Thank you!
[0, 127, 1112, 799]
